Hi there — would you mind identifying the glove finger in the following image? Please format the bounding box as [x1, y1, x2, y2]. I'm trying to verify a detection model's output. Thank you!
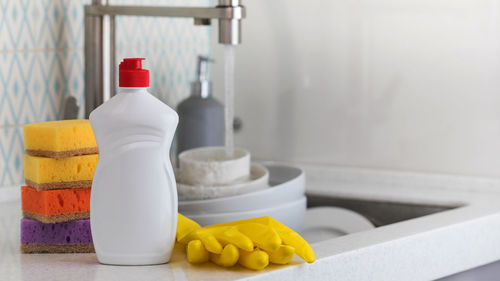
[238, 248, 269, 270]
[199, 234, 223, 254]
[186, 240, 209, 263]
[178, 229, 223, 254]
[210, 244, 239, 267]
[265, 245, 295, 265]
[268, 217, 316, 263]
[236, 223, 282, 252]
[214, 227, 254, 252]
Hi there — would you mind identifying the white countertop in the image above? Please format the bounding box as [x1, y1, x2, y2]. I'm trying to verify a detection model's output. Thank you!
[2, 164, 500, 281]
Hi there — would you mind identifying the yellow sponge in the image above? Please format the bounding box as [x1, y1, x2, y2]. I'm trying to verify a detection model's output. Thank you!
[24, 154, 98, 191]
[24, 120, 98, 158]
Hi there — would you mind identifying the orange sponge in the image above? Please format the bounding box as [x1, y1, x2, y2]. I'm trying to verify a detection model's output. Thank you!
[21, 186, 90, 223]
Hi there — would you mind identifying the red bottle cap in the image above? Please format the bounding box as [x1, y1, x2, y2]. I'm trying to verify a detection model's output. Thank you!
[119, 58, 149, 87]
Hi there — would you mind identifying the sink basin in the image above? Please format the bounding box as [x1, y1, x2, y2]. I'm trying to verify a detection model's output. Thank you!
[306, 193, 459, 227]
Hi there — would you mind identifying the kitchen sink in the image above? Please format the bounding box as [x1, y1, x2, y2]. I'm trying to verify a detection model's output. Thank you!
[306, 193, 460, 227]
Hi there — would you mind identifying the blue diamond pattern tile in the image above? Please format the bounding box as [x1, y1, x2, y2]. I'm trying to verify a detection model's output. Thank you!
[0, 0, 211, 187]
[0, 127, 23, 186]
[4, 0, 25, 50]
[6, 55, 27, 124]
[0, 51, 70, 125]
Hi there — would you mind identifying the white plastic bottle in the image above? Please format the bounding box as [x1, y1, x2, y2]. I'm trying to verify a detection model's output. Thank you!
[89, 58, 178, 265]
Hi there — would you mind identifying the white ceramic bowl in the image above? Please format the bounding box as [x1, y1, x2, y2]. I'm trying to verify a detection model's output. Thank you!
[178, 147, 250, 186]
[177, 164, 269, 200]
[179, 164, 305, 214]
[302, 207, 374, 244]
[186, 196, 307, 232]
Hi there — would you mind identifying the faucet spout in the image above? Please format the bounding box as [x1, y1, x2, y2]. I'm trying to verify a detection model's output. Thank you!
[217, 0, 243, 45]
[84, 1, 245, 117]
[85, 2, 245, 45]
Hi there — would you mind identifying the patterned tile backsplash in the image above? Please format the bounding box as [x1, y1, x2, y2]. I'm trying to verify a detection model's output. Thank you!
[0, 0, 211, 186]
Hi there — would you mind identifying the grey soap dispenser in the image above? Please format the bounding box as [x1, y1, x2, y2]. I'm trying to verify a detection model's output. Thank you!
[176, 56, 224, 156]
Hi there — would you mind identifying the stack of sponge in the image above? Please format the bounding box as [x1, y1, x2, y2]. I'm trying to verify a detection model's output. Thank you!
[20, 120, 98, 253]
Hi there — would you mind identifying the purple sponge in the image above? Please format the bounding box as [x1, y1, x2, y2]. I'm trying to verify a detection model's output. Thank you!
[20, 218, 94, 253]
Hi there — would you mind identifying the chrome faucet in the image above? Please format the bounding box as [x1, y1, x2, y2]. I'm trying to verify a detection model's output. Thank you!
[84, 0, 245, 117]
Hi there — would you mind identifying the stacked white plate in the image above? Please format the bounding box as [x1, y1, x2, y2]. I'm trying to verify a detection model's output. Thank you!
[178, 163, 307, 232]
[177, 164, 270, 200]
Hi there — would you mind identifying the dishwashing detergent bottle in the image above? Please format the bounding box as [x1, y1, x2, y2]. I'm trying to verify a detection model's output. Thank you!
[89, 58, 178, 265]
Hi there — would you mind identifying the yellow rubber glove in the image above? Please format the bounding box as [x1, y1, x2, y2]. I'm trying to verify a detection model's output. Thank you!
[177, 214, 316, 270]
[233, 223, 282, 252]
[178, 214, 223, 254]
[178, 214, 256, 255]
[180, 225, 254, 253]
[208, 216, 316, 263]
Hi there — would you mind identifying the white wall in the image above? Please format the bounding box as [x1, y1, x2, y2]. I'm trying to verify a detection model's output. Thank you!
[211, 0, 500, 178]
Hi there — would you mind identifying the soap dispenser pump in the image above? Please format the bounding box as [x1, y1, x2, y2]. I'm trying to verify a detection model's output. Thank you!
[176, 56, 224, 156]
